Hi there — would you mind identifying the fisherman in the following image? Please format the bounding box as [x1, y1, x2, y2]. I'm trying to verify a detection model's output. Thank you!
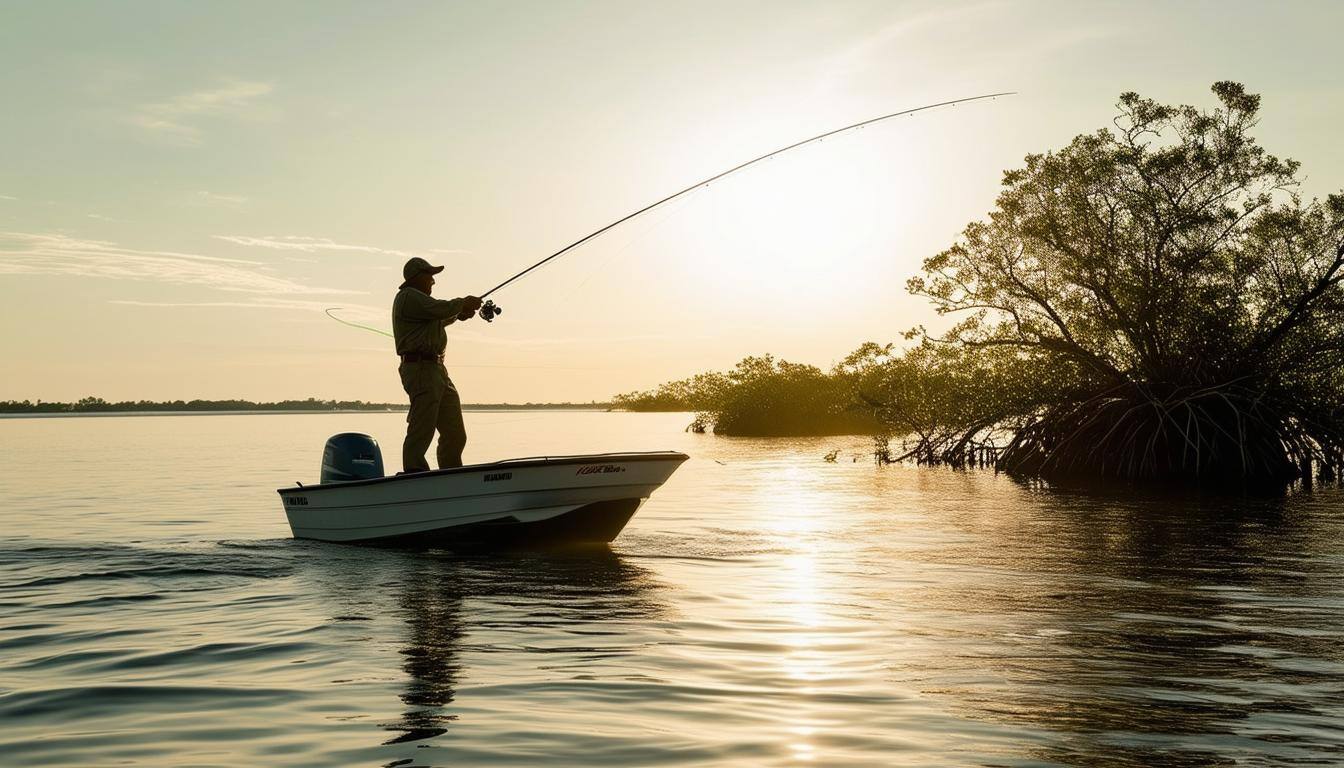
[392, 257, 483, 473]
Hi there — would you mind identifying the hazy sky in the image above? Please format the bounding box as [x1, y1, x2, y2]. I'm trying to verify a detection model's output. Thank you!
[2, 1, 1341, 403]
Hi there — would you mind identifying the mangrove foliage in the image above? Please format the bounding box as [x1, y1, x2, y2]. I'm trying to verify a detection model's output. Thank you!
[613, 355, 878, 436]
[911, 82, 1344, 486]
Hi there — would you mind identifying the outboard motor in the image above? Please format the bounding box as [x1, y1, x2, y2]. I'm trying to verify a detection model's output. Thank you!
[321, 433, 385, 484]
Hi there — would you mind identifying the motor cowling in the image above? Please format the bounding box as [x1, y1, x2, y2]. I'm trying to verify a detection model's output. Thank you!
[321, 433, 385, 484]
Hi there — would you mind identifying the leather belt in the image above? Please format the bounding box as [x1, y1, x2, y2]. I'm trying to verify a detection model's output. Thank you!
[400, 352, 444, 363]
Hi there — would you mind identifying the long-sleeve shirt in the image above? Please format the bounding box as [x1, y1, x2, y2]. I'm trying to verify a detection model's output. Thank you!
[392, 287, 467, 356]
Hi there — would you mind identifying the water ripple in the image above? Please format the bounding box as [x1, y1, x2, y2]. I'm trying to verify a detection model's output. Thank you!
[0, 413, 1341, 766]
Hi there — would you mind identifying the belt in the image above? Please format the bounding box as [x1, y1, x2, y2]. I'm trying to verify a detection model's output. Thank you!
[400, 352, 444, 363]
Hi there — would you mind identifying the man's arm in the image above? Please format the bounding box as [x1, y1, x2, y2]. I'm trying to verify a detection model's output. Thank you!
[399, 291, 482, 322]
[443, 307, 476, 326]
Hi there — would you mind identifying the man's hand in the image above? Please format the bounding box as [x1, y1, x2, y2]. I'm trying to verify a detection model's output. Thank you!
[462, 295, 483, 312]
[457, 309, 476, 321]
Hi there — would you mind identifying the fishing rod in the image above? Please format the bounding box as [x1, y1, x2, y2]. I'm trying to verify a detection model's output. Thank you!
[471, 91, 1015, 322]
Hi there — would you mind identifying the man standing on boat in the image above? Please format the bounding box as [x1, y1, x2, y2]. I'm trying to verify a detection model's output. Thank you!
[392, 257, 483, 473]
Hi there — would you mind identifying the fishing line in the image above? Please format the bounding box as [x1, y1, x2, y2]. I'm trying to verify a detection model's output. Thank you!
[474, 91, 1015, 318]
[567, 189, 693, 296]
[326, 91, 1014, 328]
[325, 308, 392, 338]
[323, 308, 618, 370]
[453, 363, 620, 370]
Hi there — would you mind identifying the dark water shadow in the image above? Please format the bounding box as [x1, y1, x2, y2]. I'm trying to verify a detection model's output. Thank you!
[291, 543, 667, 747]
[916, 480, 1344, 767]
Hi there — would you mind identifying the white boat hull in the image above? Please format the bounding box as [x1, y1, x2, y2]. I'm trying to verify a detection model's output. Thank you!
[277, 451, 687, 545]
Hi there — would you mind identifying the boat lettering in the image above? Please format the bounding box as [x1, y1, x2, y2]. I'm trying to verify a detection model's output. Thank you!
[484, 472, 513, 482]
[286, 496, 309, 506]
[576, 464, 626, 475]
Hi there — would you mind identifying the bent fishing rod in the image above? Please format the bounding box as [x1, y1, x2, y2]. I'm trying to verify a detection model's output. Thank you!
[326, 92, 1014, 331]
[469, 91, 1014, 322]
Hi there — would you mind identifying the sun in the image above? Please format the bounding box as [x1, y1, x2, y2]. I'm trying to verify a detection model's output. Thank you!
[620, 126, 922, 325]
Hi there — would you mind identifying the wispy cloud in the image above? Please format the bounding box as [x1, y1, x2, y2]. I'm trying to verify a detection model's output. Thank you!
[111, 298, 380, 311]
[194, 190, 249, 206]
[215, 235, 424, 259]
[818, 1, 1114, 90]
[128, 79, 274, 143]
[819, 2, 1007, 85]
[0, 231, 357, 294]
[86, 213, 126, 223]
[0, 195, 17, 201]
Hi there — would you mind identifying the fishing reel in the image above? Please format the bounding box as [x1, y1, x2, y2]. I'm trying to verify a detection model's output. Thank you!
[479, 299, 502, 322]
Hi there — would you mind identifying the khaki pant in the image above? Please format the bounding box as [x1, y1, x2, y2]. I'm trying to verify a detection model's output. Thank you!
[399, 361, 466, 472]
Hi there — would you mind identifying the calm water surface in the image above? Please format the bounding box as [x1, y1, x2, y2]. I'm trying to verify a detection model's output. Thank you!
[1, 411, 1342, 766]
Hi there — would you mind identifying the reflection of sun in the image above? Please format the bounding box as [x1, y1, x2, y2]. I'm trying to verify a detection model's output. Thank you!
[746, 461, 855, 762]
[780, 553, 823, 631]
[761, 466, 828, 537]
[779, 552, 827, 713]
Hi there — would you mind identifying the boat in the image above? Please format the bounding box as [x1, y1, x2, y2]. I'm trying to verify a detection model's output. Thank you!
[277, 433, 687, 546]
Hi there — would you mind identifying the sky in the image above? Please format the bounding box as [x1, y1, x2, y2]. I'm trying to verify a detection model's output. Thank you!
[2, 0, 1342, 404]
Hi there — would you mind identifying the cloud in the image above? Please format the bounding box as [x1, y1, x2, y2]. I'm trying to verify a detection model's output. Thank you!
[111, 298, 380, 311]
[818, 1, 1114, 90]
[86, 213, 125, 222]
[128, 79, 274, 143]
[0, 231, 358, 294]
[0, 195, 17, 201]
[214, 235, 424, 259]
[194, 190, 249, 206]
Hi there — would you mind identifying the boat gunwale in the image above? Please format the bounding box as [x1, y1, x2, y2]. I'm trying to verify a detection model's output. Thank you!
[276, 450, 688, 494]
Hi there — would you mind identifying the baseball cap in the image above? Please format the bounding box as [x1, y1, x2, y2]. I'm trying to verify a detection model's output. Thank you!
[400, 256, 444, 288]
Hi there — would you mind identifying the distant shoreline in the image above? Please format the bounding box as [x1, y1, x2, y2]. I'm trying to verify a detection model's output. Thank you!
[0, 405, 619, 419]
[0, 401, 618, 419]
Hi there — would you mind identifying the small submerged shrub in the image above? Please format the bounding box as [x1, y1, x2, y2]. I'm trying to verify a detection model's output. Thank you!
[615, 355, 879, 436]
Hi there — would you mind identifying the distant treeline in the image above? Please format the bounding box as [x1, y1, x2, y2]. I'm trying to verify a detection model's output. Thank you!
[0, 397, 405, 414]
[618, 82, 1344, 489]
[1, 397, 612, 414]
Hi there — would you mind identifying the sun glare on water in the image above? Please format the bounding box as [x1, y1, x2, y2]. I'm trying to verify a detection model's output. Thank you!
[727, 459, 872, 763]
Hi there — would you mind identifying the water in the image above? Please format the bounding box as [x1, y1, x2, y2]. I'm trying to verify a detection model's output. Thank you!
[1, 411, 1342, 767]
